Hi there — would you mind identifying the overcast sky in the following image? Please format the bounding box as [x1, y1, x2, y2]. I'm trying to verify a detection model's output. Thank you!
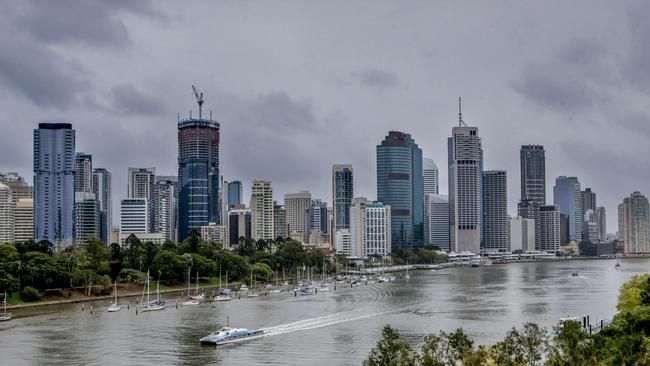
[2, 0, 650, 232]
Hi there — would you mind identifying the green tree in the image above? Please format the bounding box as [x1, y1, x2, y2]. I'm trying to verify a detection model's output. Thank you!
[277, 240, 305, 270]
[489, 323, 546, 366]
[617, 274, 650, 312]
[142, 241, 160, 270]
[151, 250, 188, 282]
[124, 234, 144, 271]
[363, 325, 417, 366]
[251, 262, 274, 283]
[21, 251, 67, 290]
[546, 321, 598, 366]
[214, 250, 249, 280]
[421, 328, 474, 366]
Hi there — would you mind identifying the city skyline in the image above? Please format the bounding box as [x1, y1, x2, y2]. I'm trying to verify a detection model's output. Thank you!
[3, 2, 650, 233]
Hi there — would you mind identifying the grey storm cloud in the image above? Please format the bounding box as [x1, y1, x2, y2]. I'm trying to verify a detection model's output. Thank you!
[110, 83, 167, 116]
[12, 0, 160, 48]
[0, 29, 90, 109]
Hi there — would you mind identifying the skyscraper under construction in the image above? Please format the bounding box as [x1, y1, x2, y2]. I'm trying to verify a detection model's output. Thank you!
[177, 86, 220, 241]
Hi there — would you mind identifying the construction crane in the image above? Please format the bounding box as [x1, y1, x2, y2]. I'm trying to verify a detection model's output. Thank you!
[192, 85, 204, 119]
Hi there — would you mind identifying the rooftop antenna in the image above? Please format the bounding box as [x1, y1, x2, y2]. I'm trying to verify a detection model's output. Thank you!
[458, 96, 466, 127]
[192, 85, 204, 119]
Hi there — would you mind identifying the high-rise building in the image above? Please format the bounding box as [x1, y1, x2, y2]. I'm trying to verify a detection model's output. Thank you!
[509, 217, 535, 252]
[75, 152, 93, 194]
[596, 206, 607, 242]
[227, 181, 243, 207]
[153, 179, 176, 242]
[285, 191, 311, 243]
[178, 109, 220, 240]
[482, 170, 508, 251]
[92, 168, 112, 244]
[0, 172, 33, 203]
[448, 109, 482, 254]
[73, 192, 101, 244]
[553, 176, 582, 243]
[538, 205, 561, 252]
[14, 198, 33, 242]
[349, 197, 391, 258]
[581, 188, 597, 213]
[0, 183, 14, 243]
[308, 199, 328, 241]
[128, 167, 156, 232]
[519, 145, 545, 251]
[273, 202, 288, 240]
[377, 131, 424, 249]
[250, 180, 274, 240]
[120, 198, 149, 234]
[619, 192, 650, 254]
[34, 122, 75, 248]
[582, 209, 599, 243]
[228, 207, 252, 246]
[423, 158, 439, 195]
[520, 145, 546, 203]
[425, 194, 450, 251]
[332, 165, 353, 241]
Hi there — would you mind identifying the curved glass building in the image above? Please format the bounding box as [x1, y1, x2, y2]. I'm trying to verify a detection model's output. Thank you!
[177, 118, 220, 241]
[376, 131, 423, 249]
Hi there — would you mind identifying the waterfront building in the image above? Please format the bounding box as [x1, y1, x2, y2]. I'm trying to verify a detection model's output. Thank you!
[581, 188, 597, 212]
[153, 179, 176, 242]
[596, 206, 607, 242]
[553, 176, 582, 243]
[227, 181, 243, 207]
[583, 209, 599, 243]
[273, 202, 288, 239]
[350, 197, 391, 257]
[73, 192, 101, 244]
[0, 183, 14, 243]
[14, 198, 33, 242]
[0, 172, 33, 203]
[120, 198, 149, 234]
[538, 205, 561, 252]
[425, 194, 450, 251]
[377, 131, 424, 249]
[448, 109, 482, 254]
[228, 207, 251, 246]
[335, 229, 351, 256]
[423, 158, 439, 195]
[178, 111, 221, 240]
[518, 198, 541, 248]
[619, 191, 650, 254]
[201, 222, 228, 246]
[509, 217, 535, 252]
[250, 180, 274, 240]
[111, 227, 119, 244]
[482, 170, 508, 251]
[92, 168, 112, 244]
[74, 152, 93, 194]
[285, 191, 311, 243]
[332, 165, 353, 245]
[34, 122, 75, 248]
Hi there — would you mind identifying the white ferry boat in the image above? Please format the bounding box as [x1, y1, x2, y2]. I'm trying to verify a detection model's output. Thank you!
[200, 327, 265, 346]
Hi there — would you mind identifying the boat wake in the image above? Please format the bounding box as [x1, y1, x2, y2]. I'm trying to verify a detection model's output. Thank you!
[261, 306, 409, 338]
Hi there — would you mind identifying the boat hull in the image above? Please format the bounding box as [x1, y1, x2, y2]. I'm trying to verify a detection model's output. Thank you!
[200, 330, 265, 346]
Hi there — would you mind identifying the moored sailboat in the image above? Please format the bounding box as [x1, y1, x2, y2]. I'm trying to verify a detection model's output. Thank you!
[107, 282, 121, 312]
[0, 291, 12, 321]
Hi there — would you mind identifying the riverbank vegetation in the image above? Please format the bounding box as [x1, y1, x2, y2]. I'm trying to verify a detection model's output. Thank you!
[364, 273, 650, 365]
[0, 232, 333, 302]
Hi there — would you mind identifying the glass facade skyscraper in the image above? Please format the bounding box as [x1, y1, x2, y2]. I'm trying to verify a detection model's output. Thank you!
[227, 181, 243, 207]
[553, 176, 582, 243]
[520, 145, 546, 203]
[92, 168, 112, 244]
[34, 122, 75, 248]
[376, 131, 423, 249]
[177, 118, 220, 241]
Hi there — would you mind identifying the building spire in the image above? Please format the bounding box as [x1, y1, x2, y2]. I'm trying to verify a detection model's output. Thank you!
[458, 96, 466, 127]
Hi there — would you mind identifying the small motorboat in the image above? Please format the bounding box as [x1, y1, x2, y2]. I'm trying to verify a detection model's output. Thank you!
[571, 272, 579, 277]
[200, 327, 265, 346]
[183, 298, 200, 306]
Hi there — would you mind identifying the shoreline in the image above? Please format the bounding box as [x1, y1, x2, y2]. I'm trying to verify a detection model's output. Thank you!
[6, 255, 635, 310]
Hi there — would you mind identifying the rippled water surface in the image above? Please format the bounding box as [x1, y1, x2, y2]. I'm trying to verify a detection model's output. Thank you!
[1, 258, 647, 365]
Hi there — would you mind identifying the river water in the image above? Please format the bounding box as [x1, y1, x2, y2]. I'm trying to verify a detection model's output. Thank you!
[0, 258, 647, 365]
